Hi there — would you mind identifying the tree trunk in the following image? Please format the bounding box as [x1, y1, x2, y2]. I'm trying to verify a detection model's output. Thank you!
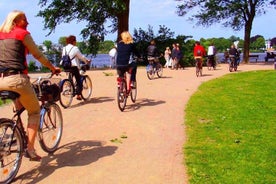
[117, 0, 130, 41]
[243, 24, 251, 63]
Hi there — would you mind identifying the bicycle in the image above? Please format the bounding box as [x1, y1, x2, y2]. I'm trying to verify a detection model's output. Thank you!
[229, 55, 238, 72]
[195, 58, 203, 77]
[117, 68, 137, 112]
[59, 64, 93, 108]
[146, 58, 163, 80]
[0, 73, 63, 184]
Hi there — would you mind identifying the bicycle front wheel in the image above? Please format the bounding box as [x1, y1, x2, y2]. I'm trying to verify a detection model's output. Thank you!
[81, 75, 92, 101]
[117, 80, 127, 111]
[156, 63, 163, 78]
[38, 103, 63, 153]
[0, 119, 23, 184]
[130, 81, 137, 103]
[59, 79, 74, 108]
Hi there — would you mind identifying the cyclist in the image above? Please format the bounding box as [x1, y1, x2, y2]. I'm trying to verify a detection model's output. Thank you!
[0, 10, 60, 161]
[228, 44, 239, 66]
[193, 41, 206, 69]
[116, 31, 139, 88]
[61, 35, 91, 100]
[147, 40, 160, 68]
[207, 42, 217, 68]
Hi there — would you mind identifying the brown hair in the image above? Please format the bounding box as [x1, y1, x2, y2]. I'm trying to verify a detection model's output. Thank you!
[66, 35, 76, 44]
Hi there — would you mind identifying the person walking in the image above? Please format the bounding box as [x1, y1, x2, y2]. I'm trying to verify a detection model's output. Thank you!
[61, 35, 91, 100]
[108, 45, 117, 68]
[0, 10, 60, 161]
[164, 47, 171, 68]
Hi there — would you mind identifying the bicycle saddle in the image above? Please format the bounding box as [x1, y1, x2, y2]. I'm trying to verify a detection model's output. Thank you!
[0, 90, 20, 100]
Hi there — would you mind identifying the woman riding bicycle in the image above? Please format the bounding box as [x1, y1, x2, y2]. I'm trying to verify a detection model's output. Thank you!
[116, 31, 139, 87]
[0, 10, 60, 161]
[61, 35, 91, 100]
[193, 41, 206, 69]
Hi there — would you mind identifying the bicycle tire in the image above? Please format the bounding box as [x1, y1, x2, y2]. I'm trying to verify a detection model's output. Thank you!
[117, 79, 127, 111]
[0, 119, 23, 184]
[59, 79, 74, 108]
[81, 75, 92, 101]
[196, 63, 200, 77]
[156, 63, 163, 78]
[130, 81, 137, 103]
[146, 64, 155, 80]
[38, 103, 63, 153]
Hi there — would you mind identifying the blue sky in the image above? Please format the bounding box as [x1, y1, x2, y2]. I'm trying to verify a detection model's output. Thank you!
[0, 0, 275, 44]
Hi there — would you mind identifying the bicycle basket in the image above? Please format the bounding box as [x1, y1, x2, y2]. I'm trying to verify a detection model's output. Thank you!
[33, 78, 61, 102]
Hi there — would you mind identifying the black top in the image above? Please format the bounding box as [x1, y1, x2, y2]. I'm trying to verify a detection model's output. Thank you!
[116, 42, 139, 67]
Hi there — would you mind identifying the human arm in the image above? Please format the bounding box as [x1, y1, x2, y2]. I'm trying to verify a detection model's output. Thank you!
[23, 34, 60, 74]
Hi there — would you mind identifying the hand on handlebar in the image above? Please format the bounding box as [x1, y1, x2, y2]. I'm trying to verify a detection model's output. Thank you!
[52, 67, 61, 75]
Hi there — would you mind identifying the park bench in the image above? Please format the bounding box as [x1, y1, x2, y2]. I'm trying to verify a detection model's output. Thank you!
[249, 54, 259, 62]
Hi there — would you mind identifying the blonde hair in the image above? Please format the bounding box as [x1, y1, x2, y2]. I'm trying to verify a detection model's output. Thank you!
[120, 31, 133, 44]
[0, 10, 25, 33]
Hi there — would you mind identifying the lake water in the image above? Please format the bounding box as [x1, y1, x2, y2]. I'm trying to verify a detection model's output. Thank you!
[27, 52, 271, 69]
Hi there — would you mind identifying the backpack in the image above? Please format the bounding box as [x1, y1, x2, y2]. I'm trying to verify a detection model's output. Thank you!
[60, 47, 75, 69]
[196, 49, 202, 56]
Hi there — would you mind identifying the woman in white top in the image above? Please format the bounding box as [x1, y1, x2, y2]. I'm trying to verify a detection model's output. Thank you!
[62, 35, 90, 100]
[164, 47, 172, 68]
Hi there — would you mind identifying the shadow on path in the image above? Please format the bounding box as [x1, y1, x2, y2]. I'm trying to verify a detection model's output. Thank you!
[15, 140, 117, 183]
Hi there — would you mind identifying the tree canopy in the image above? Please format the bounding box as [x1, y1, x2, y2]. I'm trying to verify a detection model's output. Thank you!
[37, 0, 130, 55]
[175, 0, 276, 63]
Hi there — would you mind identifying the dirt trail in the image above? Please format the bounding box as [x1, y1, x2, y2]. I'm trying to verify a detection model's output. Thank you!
[4, 63, 272, 184]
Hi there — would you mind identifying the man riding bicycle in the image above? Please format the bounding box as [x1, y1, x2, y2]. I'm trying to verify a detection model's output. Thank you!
[193, 41, 206, 69]
[61, 35, 91, 100]
[147, 40, 160, 67]
[228, 44, 239, 66]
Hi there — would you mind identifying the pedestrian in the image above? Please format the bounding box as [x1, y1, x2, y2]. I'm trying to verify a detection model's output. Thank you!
[164, 47, 171, 68]
[108, 45, 117, 68]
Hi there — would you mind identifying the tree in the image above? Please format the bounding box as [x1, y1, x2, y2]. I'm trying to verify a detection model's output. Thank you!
[37, 0, 130, 55]
[175, 0, 276, 63]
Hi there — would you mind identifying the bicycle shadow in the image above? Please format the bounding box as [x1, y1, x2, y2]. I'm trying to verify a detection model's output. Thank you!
[15, 140, 117, 183]
[123, 98, 165, 112]
[68, 96, 114, 109]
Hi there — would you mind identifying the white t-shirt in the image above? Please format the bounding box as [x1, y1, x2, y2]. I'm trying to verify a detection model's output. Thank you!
[109, 48, 117, 58]
[62, 44, 88, 69]
[207, 46, 216, 56]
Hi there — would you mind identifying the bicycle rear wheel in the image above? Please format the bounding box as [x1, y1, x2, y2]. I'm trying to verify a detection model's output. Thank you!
[0, 119, 23, 184]
[38, 103, 63, 153]
[117, 80, 127, 111]
[146, 64, 155, 80]
[81, 75, 92, 101]
[130, 81, 137, 103]
[59, 79, 74, 108]
[156, 63, 163, 78]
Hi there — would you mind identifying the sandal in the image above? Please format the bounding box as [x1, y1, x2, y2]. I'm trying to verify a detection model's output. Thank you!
[25, 149, 42, 162]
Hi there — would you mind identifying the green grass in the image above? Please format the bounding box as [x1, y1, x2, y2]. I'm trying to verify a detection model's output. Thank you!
[184, 70, 276, 184]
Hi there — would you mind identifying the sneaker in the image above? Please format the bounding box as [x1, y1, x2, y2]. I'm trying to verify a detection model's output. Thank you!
[25, 149, 42, 162]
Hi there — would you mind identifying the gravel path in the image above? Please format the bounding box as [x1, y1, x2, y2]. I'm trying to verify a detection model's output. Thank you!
[3, 62, 272, 184]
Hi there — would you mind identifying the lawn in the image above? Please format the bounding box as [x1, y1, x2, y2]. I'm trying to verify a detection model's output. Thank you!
[184, 70, 276, 184]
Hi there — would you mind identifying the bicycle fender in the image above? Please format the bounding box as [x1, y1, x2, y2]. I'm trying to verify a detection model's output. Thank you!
[39, 108, 46, 128]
